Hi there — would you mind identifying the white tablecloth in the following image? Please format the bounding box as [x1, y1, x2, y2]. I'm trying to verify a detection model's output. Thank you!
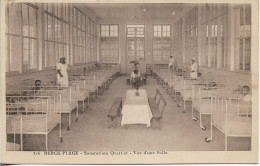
[121, 89, 153, 127]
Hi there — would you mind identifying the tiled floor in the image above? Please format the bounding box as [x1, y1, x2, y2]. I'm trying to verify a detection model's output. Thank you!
[17, 76, 251, 151]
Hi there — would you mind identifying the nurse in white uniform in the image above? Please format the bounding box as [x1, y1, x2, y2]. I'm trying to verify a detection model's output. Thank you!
[190, 57, 198, 79]
[56, 57, 69, 87]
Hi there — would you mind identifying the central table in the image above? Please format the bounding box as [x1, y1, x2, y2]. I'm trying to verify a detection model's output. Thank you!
[121, 89, 153, 127]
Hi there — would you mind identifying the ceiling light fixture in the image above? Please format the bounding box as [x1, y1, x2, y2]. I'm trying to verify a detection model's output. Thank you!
[143, 8, 146, 12]
[172, 11, 176, 15]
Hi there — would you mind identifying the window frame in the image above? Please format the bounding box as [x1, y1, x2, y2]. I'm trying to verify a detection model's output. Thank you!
[152, 24, 171, 64]
[99, 24, 119, 64]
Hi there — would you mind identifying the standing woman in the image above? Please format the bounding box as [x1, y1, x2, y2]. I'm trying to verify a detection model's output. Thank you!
[190, 57, 198, 79]
[56, 57, 69, 87]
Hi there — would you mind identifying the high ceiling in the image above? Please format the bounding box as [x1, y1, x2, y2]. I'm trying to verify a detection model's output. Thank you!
[78, 3, 193, 21]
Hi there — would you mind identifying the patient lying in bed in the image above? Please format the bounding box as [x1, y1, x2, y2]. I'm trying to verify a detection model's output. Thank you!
[6, 80, 44, 103]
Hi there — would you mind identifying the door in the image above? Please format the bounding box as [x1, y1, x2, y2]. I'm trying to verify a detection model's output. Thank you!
[126, 25, 145, 74]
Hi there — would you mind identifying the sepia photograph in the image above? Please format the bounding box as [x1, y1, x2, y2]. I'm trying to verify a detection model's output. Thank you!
[1, 0, 259, 164]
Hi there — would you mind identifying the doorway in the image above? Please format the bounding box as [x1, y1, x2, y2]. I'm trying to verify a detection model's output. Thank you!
[126, 25, 145, 74]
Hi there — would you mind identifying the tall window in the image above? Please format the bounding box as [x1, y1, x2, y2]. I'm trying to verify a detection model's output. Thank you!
[72, 7, 86, 64]
[153, 25, 171, 64]
[93, 21, 97, 62]
[173, 19, 183, 64]
[184, 7, 198, 64]
[235, 4, 251, 71]
[87, 19, 97, 62]
[126, 25, 145, 61]
[43, 3, 69, 67]
[6, 3, 38, 72]
[200, 4, 228, 68]
[100, 25, 119, 63]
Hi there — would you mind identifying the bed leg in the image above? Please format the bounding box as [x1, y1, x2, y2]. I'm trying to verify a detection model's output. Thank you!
[210, 112, 212, 140]
[174, 90, 177, 102]
[205, 95, 213, 143]
[225, 100, 228, 151]
[192, 106, 194, 119]
[46, 133, 48, 151]
[183, 100, 186, 113]
[76, 105, 79, 122]
[67, 113, 71, 131]
[20, 134, 23, 151]
[81, 101, 84, 113]
[59, 114, 62, 142]
[159, 118, 162, 130]
[199, 112, 202, 126]
[225, 134, 227, 151]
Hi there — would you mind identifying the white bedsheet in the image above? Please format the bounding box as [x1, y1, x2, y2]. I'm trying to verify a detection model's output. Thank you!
[6, 114, 60, 133]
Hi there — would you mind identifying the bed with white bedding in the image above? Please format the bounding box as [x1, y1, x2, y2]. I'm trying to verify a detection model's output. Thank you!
[205, 94, 252, 151]
[6, 95, 62, 151]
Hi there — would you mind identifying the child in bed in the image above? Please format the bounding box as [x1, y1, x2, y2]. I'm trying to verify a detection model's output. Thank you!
[239, 85, 252, 116]
[83, 68, 87, 76]
[241, 85, 252, 103]
[23, 80, 42, 96]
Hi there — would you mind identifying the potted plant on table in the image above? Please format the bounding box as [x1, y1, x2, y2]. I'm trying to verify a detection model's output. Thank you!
[133, 76, 141, 96]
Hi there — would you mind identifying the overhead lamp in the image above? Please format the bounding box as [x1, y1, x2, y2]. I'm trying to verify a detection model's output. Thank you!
[172, 11, 176, 15]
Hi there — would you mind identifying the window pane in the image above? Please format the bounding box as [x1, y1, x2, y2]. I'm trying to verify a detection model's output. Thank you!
[82, 15, 85, 31]
[10, 36, 21, 71]
[22, 4, 29, 36]
[239, 39, 243, 70]
[110, 25, 118, 37]
[48, 4, 53, 13]
[101, 25, 109, 37]
[9, 3, 20, 35]
[58, 4, 62, 18]
[44, 14, 48, 39]
[30, 39, 37, 69]
[48, 15, 52, 40]
[29, 6, 37, 37]
[245, 5, 251, 25]
[54, 4, 58, 16]
[237, 5, 251, 71]
[23, 38, 29, 69]
[244, 38, 251, 70]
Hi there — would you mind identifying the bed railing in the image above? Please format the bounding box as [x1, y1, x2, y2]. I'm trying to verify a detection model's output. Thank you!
[6, 94, 62, 151]
[205, 93, 252, 151]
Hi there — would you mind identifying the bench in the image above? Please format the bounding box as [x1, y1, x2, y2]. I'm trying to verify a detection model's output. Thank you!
[107, 97, 123, 128]
[148, 89, 167, 129]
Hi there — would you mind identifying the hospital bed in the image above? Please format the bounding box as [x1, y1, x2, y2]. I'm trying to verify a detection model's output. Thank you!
[7, 84, 79, 131]
[6, 94, 62, 151]
[191, 83, 225, 130]
[205, 93, 252, 151]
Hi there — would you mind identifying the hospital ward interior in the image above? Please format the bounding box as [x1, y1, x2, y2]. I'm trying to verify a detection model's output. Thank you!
[5, 3, 252, 151]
